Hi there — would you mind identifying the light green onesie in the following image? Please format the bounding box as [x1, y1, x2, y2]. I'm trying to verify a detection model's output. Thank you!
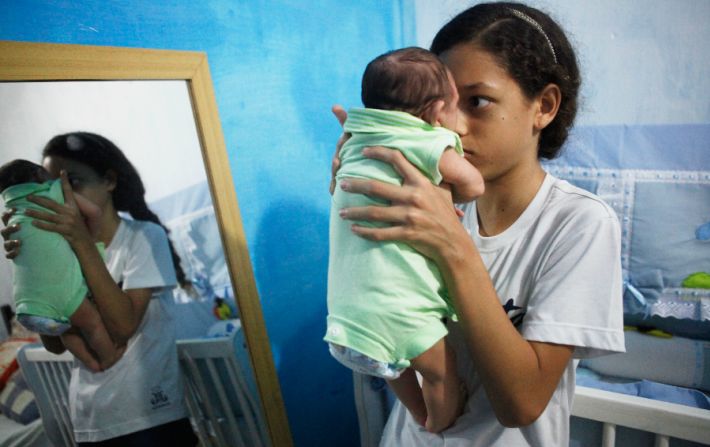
[325, 107, 463, 368]
[3, 180, 87, 325]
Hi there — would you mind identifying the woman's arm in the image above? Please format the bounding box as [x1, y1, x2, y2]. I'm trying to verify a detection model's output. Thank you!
[338, 146, 573, 427]
[24, 172, 151, 345]
[68, 238, 152, 345]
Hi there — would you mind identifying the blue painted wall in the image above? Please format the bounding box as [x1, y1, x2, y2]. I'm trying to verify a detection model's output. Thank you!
[0, 2, 415, 446]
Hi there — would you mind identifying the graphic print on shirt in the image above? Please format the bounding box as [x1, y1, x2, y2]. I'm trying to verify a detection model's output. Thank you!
[150, 385, 170, 409]
[502, 298, 526, 328]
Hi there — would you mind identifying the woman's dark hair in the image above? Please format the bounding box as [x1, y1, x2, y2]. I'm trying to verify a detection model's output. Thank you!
[431, 2, 580, 159]
[42, 132, 188, 287]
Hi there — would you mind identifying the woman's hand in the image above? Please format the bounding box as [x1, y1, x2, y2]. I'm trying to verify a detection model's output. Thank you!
[24, 170, 100, 248]
[330, 104, 350, 195]
[1, 209, 21, 259]
[337, 146, 468, 263]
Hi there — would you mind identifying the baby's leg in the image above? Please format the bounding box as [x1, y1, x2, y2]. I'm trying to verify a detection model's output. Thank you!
[409, 337, 464, 433]
[386, 368, 428, 427]
[60, 328, 101, 372]
[68, 298, 121, 371]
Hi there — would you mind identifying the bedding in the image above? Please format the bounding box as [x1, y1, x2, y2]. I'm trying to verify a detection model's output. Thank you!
[543, 124, 710, 334]
[0, 338, 36, 391]
[581, 330, 710, 393]
[0, 370, 39, 424]
[0, 416, 51, 447]
[148, 180, 235, 339]
[545, 123, 710, 413]
[576, 366, 710, 410]
[0, 344, 49, 447]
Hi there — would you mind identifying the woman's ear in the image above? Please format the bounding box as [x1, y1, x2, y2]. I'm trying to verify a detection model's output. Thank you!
[104, 169, 118, 192]
[535, 83, 561, 130]
[421, 100, 446, 126]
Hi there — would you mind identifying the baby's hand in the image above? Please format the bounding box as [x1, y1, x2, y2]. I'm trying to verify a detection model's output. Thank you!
[439, 149, 485, 203]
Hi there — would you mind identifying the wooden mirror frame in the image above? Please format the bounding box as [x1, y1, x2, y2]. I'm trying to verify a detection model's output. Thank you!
[0, 40, 292, 447]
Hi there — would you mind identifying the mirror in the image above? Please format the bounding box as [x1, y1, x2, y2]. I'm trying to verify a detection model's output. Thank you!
[0, 41, 292, 446]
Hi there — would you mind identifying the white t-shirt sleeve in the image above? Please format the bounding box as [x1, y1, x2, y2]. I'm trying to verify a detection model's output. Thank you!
[122, 222, 177, 291]
[521, 212, 626, 358]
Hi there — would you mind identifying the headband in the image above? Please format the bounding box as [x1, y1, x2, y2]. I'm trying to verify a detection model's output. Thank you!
[508, 8, 558, 64]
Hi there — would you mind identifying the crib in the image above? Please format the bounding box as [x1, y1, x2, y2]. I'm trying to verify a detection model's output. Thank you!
[17, 343, 710, 446]
[16, 345, 75, 447]
[572, 385, 710, 446]
[15, 331, 268, 447]
[352, 372, 710, 447]
[177, 335, 269, 447]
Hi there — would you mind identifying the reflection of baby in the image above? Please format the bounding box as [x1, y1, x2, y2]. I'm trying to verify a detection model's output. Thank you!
[326, 47, 484, 432]
[0, 159, 120, 371]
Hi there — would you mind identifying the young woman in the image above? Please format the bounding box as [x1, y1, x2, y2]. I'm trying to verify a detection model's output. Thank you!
[332, 3, 625, 445]
[3, 132, 196, 446]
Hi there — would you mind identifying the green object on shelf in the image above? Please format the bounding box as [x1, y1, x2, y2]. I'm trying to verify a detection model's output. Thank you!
[681, 272, 710, 289]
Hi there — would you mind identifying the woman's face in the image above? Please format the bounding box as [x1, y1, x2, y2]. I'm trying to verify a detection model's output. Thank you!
[440, 44, 541, 183]
[42, 155, 115, 209]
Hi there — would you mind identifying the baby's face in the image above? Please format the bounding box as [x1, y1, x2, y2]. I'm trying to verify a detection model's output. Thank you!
[32, 166, 52, 183]
[437, 71, 467, 135]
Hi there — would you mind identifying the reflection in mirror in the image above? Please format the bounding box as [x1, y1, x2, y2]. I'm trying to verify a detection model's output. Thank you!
[0, 42, 291, 447]
[1, 80, 227, 334]
[0, 80, 262, 444]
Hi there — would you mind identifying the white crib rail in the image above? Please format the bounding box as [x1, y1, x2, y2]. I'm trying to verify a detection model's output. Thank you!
[572, 385, 710, 446]
[177, 337, 269, 447]
[16, 345, 75, 447]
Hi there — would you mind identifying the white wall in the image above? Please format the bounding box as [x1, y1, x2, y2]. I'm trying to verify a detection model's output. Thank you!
[413, 0, 710, 126]
[0, 81, 205, 202]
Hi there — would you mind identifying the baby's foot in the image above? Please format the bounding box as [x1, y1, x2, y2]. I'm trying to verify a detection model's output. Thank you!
[98, 344, 126, 371]
[412, 411, 427, 428]
[84, 357, 102, 373]
[424, 380, 467, 433]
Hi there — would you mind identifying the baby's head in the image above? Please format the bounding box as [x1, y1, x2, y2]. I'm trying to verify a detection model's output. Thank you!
[361, 47, 459, 129]
[0, 159, 51, 194]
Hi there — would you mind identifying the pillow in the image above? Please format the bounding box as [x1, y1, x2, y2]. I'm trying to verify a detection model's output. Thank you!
[581, 330, 710, 392]
[0, 369, 39, 424]
[0, 338, 35, 391]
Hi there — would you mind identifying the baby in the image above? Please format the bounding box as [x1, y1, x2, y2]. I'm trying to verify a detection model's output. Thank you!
[325, 47, 484, 432]
[0, 159, 121, 371]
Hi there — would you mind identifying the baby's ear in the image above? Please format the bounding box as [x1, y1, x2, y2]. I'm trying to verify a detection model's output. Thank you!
[421, 100, 445, 125]
[36, 167, 52, 183]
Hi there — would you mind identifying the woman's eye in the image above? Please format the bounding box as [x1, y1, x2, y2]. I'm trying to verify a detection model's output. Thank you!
[469, 96, 491, 109]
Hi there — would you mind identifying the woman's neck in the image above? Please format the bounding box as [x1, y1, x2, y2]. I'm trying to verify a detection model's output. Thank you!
[98, 205, 122, 247]
[476, 163, 546, 237]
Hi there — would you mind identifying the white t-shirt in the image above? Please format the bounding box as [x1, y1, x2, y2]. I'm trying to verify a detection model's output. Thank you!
[69, 218, 188, 442]
[380, 174, 625, 447]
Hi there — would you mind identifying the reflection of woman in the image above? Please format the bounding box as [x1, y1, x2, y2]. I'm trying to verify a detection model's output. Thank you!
[333, 2, 624, 446]
[3, 132, 197, 446]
